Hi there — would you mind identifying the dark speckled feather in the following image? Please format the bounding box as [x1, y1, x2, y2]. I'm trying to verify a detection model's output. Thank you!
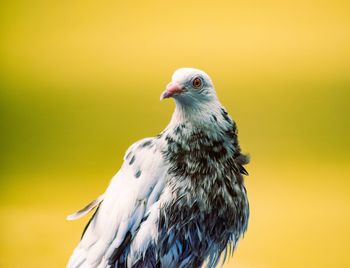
[157, 112, 249, 268]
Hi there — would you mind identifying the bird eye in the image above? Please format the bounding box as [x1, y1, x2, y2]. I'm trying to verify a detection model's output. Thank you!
[192, 77, 203, 89]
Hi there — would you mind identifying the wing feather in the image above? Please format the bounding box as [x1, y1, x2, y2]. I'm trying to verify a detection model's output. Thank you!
[67, 138, 167, 268]
[67, 194, 105, 221]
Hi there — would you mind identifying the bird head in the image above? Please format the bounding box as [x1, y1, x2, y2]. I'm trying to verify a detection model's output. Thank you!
[160, 68, 218, 106]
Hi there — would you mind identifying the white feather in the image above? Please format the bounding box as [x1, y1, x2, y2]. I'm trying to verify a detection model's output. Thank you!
[67, 194, 105, 221]
[67, 138, 168, 268]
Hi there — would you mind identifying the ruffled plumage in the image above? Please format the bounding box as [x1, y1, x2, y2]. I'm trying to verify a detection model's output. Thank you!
[67, 68, 249, 268]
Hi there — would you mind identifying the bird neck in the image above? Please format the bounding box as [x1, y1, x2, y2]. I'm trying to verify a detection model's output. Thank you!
[166, 99, 231, 141]
[172, 98, 216, 123]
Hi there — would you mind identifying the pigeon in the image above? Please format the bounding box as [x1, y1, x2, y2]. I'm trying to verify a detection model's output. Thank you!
[67, 68, 249, 268]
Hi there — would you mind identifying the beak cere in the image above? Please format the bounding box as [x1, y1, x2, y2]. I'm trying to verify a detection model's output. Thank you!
[160, 82, 183, 100]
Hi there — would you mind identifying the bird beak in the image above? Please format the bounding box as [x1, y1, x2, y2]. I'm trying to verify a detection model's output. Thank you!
[160, 82, 184, 100]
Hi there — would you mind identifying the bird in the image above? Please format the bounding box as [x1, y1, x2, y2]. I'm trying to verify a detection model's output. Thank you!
[67, 68, 249, 268]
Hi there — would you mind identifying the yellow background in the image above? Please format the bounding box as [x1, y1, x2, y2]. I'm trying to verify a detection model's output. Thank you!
[1, 1, 349, 267]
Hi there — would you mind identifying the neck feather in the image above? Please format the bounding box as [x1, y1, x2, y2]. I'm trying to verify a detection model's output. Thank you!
[170, 99, 220, 125]
[165, 99, 234, 144]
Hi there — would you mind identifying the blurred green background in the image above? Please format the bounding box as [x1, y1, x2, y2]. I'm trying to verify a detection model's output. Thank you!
[1, 0, 349, 267]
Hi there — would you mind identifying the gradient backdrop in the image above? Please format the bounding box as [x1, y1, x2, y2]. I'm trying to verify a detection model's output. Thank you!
[1, 1, 349, 267]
